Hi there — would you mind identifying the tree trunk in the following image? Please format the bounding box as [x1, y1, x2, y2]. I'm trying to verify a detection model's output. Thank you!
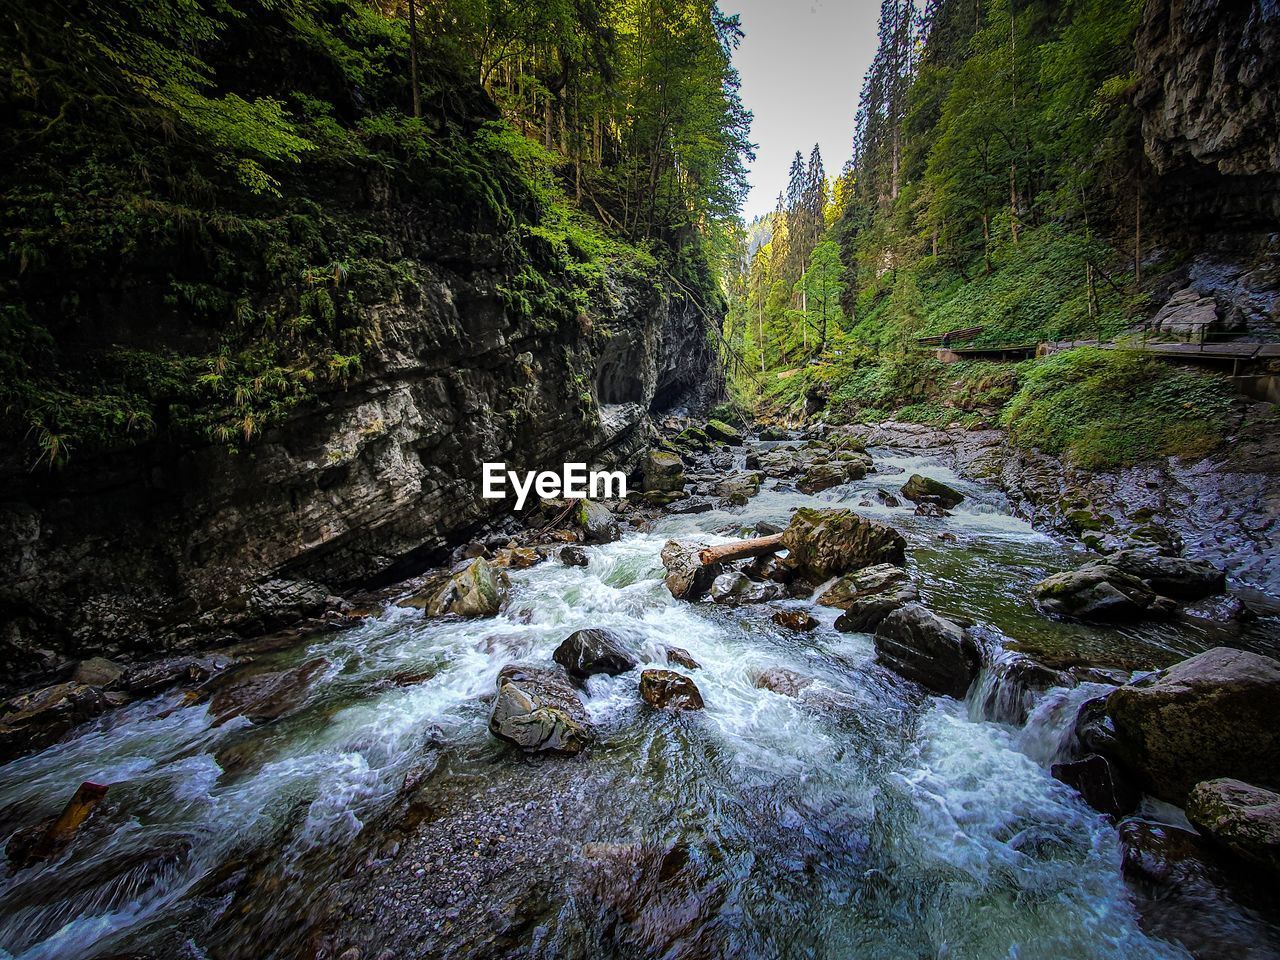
[407, 0, 421, 118]
[697, 534, 785, 567]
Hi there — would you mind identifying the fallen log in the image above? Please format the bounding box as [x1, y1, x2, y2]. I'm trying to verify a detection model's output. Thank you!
[697, 534, 784, 567]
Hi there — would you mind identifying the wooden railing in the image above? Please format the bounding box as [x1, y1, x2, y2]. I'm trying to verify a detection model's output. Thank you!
[915, 325, 984, 347]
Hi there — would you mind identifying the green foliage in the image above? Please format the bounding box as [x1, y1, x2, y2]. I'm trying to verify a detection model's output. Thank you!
[1001, 348, 1234, 469]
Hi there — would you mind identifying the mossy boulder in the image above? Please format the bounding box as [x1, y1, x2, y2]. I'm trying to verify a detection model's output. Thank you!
[781, 507, 907, 582]
[704, 419, 743, 445]
[1186, 778, 1280, 874]
[642, 449, 686, 493]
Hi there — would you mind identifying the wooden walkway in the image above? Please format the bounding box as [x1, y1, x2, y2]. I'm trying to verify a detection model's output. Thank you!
[1039, 339, 1280, 362]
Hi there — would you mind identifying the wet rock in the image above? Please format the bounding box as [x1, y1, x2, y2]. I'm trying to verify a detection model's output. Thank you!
[660, 539, 719, 601]
[71, 657, 125, 687]
[1051, 754, 1139, 818]
[665, 495, 716, 515]
[742, 553, 792, 585]
[664, 647, 701, 670]
[642, 450, 685, 493]
[900, 474, 964, 509]
[559, 545, 590, 567]
[834, 580, 919, 634]
[772, 609, 818, 632]
[861, 488, 901, 508]
[639, 669, 705, 711]
[1030, 562, 1175, 622]
[817, 563, 910, 610]
[714, 472, 762, 501]
[1186, 778, 1280, 874]
[781, 507, 907, 582]
[873, 603, 978, 699]
[206, 658, 329, 725]
[6, 780, 110, 869]
[402, 558, 509, 618]
[796, 454, 873, 494]
[758, 425, 790, 441]
[704, 419, 743, 445]
[489, 664, 593, 754]
[122, 653, 238, 695]
[552, 628, 639, 680]
[753, 667, 813, 698]
[758, 449, 805, 479]
[491, 547, 541, 570]
[1118, 818, 1280, 960]
[709, 572, 786, 606]
[913, 500, 947, 518]
[1105, 548, 1226, 601]
[0, 682, 113, 763]
[577, 500, 621, 544]
[1180, 593, 1254, 628]
[1107, 647, 1280, 804]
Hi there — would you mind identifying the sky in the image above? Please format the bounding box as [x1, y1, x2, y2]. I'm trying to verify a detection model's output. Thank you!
[723, 0, 883, 222]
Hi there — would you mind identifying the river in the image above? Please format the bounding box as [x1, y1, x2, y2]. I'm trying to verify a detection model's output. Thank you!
[3, 445, 1276, 959]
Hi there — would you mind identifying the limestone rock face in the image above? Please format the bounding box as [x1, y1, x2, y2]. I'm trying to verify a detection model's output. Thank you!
[489, 664, 594, 754]
[873, 603, 978, 699]
[1186, 778, 1280, 874]
[1107, 647, 1280, 804]
[781, 508, 907, 582]
[639, 669, 704, 711]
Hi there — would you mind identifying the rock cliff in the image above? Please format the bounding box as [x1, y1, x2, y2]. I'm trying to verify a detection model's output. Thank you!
[0, 248, 718, 689]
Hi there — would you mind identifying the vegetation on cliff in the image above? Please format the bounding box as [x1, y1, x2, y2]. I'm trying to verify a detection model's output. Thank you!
[721, 0, 1242, 468]
[1, 0, 751, 469]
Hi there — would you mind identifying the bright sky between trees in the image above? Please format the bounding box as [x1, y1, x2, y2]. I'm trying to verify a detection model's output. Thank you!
[726, 0, 883, 222]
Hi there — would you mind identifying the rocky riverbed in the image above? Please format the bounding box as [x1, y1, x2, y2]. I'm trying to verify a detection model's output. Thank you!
[2, 419, 1279, 960]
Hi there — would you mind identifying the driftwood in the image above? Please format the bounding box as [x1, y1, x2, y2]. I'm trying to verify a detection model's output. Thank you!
[697, 534, 784, 567]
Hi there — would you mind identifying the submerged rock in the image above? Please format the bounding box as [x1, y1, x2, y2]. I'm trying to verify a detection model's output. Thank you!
[1186, 778, 1280, 874]
[1107, 647, 1280, 804]
[639, 669, 705, 711]
[206, 658, 329, 725]
[900, 474, 964, 509]
[873, 603, 978, 699]
[664, 646, 701, 670]
[780, 507, 907, 582]
[772, 610, 818, 632]
[0, 682, 113, 763]
[1030, 562, 1175, 622]
[753, 667, 814, 698]
[489, 664, 593, 754]
[553, 628, 639, 681]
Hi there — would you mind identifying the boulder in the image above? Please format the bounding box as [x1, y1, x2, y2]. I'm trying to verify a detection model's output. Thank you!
[1152, 287, 1221, 340]
[206, 658, 329, 725]
[71, 657, 125, 688]
[772, 610, 818, 632]
[759, 449, 805, 479]
[1030, 562, 1175, 622]
[560, 545, 590, 568]
[577, 499, 621, 544]
[666, 495, 716, 515]
[709, 572, 786, 606]
[1105, 549, 1226, 601]
[1051, 754, 1140, 818]
[552, 628, 639, 680]
[1186, 778, 1280, 874]
[489, 664, 593, 754]
[1107, 647, 1280, 803]
[861, 488, 901, 508]
[873, 603, 978, 699]
[900, 474, 964, 509]
[0, 682, 113, 763]
[817, 563, 911, 610]
[705, 419, 744, 445]
[913, 500, 947, 518]
[642, 450, 686, 493]
[404, 558, 508, 617]
[639, 669, 705, 711]
[664, 647, 701, 670]
[661, 539, 720, 601]
[833, 581, 919, 634]
[753, 667, 813, 698]
[714, 472, 762, 500]
[796, 453, 872, 494]
[781, 507, 907, 582]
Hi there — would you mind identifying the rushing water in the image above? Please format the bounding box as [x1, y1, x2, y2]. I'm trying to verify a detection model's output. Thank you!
[3, 448, 1273, 959]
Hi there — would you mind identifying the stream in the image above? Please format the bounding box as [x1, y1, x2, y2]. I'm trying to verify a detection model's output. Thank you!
[3, 446, 1278, 959]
